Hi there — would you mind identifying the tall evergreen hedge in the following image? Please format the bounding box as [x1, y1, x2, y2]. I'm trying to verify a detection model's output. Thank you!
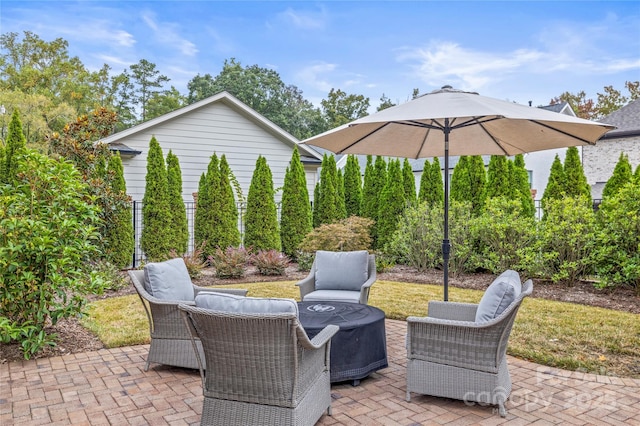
[485, 155, 510, 200]
[450, 156, 470, 204]
[217, 155, 241, 248]
[377, 159, 406, 249]
[402, 158, 417, 204]
[362, 156, 387, 246]
[244, 156, 281, 251]
[602, 152, 632, 199]
[312, 182, 321, 228]
[2, 109, 26, 184]
[194, 172, 208, 251]
[343, 154, 362, 217]
[360, 155, 376, 219]
[513, 154, 535, 218]
[563, 146, 591, 203]
[419, 158, 444, 207]
[280, 147, 312, 258]
[467, 155, 487, 216]
[541, 154, 565, 216]
[105, 153, 134, 268]
[316, 154, 342, 226]
[337, 168, 347, 219]
[140, 136, 172, 261]
[166, 150, 189, 254]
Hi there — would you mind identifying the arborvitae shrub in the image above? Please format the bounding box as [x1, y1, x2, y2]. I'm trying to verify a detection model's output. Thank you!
[194, 172, 208, 251]
[541, 154, 565, 216]
[316, 154, 342, 226]
[377, 159, 405, 249]
[402, 158, 417, 205]
[140, 136, 172, 261]
[513, 154, 536, 218]
[2, 109, 27, 183]
[418, 158, 444, 207]
[343, 154, 362, 216]
[602, 152, 632, 199]
[105, 153, 134, 268]
[485, 155, 510, 200]
[467, 155, 487, 216]
[203, 154, 221, 256]
[166, 151, 189, 254]
[563, 146, 591, 203]
[280, 147, 312, 258]
[215, 155, 241, 249]
[244, 156, 281, 251]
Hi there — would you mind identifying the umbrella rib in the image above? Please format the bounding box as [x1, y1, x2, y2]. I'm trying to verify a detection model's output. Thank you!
[532, 120, 598, 145]
[337, 122, 390, 153]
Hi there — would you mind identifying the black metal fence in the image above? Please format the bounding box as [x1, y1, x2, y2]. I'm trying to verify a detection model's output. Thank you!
[129, 198, 601, 267]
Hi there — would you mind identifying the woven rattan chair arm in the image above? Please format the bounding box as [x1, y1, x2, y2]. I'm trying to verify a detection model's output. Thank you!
[427, 301, 478, 321]
[193, 285, 248, 297]
[295, 274, 315, 299]
[309, 324, 339, 349]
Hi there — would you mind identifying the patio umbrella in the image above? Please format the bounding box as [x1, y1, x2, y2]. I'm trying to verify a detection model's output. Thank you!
[302, 85, 614, 301]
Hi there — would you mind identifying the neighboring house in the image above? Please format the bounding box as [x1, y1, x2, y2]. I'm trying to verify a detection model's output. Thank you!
[100, 91, 323, 204]
[583, 98, 640, 199]
[329, 102, 578, 201]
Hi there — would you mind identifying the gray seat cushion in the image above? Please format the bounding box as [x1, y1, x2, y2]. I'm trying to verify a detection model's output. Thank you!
[303, 290, 361, 304]
[315, 250, 369, 291]
[195, 292, 299, 316]
[475, 270, 522, 323]
[143, 258, 194, 301]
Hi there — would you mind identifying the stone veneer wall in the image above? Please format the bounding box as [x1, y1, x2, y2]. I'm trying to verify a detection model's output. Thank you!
[582, 136, 640, 185]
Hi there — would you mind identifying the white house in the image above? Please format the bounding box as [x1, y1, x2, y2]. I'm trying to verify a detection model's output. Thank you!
[99, 91, 323, 204]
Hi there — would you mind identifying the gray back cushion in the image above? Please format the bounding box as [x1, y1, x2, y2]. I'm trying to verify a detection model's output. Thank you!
[143, 258, 194, 301]
[315, 250, 369, 291]
[195, 292, 299, 316]
[475, 270, 522, 323]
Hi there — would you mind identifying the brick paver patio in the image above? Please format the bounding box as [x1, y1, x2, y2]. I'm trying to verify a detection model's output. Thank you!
[2, 319, 639, 425]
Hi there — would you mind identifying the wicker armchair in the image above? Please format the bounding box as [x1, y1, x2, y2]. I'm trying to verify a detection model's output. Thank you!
[179, 297, 339, 426]
[129, 269, 247, 371]
[296, 251, 376, 304]
[406, 278, 533, 417]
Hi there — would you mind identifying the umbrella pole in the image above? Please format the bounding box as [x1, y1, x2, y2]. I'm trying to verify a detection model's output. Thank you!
[443, 119, 451, 301]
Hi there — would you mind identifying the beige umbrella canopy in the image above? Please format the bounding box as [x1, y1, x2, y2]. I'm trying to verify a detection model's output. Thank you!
[302, 85, 614, 300]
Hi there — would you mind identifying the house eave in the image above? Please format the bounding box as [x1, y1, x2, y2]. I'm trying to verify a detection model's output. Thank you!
[600, 129, 640, 140]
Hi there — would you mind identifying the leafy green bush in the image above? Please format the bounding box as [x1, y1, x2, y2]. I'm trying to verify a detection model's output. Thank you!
[386, 201, 442, 271]
[471, 197, 536, 274]
[594, 181, 640, 292]
[251, 249, 290, 276]
[524, 197, 597, 284]
[299, 216, 373, 253]
[208, 246, 249, 278]
[0, 150, 102, 359]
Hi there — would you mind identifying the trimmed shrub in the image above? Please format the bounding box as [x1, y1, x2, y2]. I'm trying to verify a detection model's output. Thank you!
[280, 147, 312, 258]
[524, 196, 597, 284]
[402, 158, 417, 204]
[2, 109, 26, 183]
[343, 154, 362, 216]
[104, 153, 134, 268]
[418, 157, 444, 207]
[166, 150, 189, 254]
[140, 136, 171, 261]
[563, 146, 591, 203]
[471, 196, 536, 274]
[513, 154, 536, 218]
[215, 155, 241, 249]
[594, 181, 640, 292]
[602, 152, 632, 199]
[485, 155, 510, 200]
[362, 156, 387, 246]
[377, 159, 405, 249]
[316, 154, 342, 226]
[541, 154, 565, 217]
[244, 156, 281, 251]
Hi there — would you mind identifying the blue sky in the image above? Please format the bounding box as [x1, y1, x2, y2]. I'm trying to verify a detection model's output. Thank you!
[2, 1, 639, 112]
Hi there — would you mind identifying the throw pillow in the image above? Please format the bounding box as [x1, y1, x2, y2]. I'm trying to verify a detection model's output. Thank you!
[475, 270, 522, 323]
[143, 258, 195, 301]
[315, 250, 369, 291]
[195, 292, 299, 316]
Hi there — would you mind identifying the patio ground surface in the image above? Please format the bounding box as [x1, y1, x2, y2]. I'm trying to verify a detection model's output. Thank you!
[2, 319, 639, 425]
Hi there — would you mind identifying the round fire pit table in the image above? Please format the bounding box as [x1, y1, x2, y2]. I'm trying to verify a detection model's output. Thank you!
[298, 301, 388, 386]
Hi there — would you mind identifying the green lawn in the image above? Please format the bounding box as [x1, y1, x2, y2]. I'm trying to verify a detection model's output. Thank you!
[82, 280, 640, 378]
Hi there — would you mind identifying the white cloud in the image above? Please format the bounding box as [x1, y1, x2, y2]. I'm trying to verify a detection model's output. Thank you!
[277, 6, 327, 30]
[141, 10, 198, 56]
[295, 62, 338, 93]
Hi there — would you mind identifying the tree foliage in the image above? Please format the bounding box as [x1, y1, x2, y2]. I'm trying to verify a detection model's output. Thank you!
[104, 153, 134, 268]
[418, 158, 444, 208]
[217, 155, 241, 248]
[563, 146, 591, 204]
[377, 159, 406, 249]
[166, 150, 188, 254]
[279, 147, 312, 258]
[485, 155, 511, 200]
[1, 109, 26, 183]
[0, 150, 101, 358]
[343, 154, 362, 216]
[361, 156, 387, 247]
[140, 136, 171, 260]
[320, 88, 370, 128]
[513, 154, 536, 218]
[402, 158, 417, 204]
[541, 154, 565, 216]
[244, 156, 281, 251]
[602, 152, 632, 199]
[315, 154, 343, 226]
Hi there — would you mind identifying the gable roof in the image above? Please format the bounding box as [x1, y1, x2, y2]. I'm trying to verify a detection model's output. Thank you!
[99, 91, 323, 161]
[539, 102, 576, 116]
[598, 98, 640, 140]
